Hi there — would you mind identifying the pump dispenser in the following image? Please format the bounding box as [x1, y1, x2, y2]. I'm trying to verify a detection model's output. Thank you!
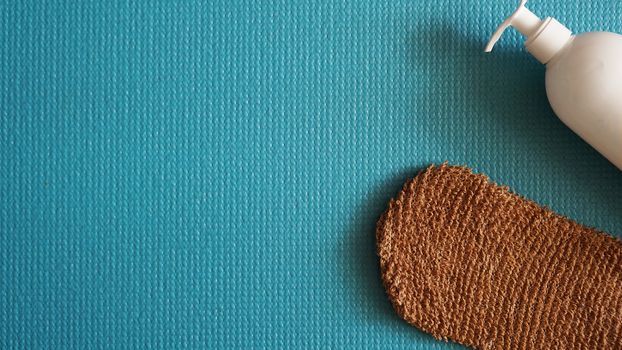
[486, 0, 622, 170]
[485, 0, 573, 64]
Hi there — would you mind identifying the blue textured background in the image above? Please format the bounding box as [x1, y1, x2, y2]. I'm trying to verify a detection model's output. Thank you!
[1, 1, 621, 348]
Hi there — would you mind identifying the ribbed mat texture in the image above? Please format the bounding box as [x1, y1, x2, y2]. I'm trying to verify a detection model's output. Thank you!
[1, 1, 621, 349]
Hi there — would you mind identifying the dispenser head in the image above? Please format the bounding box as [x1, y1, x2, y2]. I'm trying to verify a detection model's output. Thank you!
[485, 0, 540, 52]
[485, 0, 573, 64]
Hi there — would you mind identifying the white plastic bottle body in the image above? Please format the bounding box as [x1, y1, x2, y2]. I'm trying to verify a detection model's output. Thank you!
[545, 32, 622, 170]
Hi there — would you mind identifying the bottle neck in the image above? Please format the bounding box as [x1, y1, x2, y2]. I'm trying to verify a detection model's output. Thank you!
[525, 18, 573, 64]
[545, 36, 575, 67]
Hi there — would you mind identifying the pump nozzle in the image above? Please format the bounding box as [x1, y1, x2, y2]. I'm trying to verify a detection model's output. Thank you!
[485, 0, 573, 64]
[485, 0, 540, 52]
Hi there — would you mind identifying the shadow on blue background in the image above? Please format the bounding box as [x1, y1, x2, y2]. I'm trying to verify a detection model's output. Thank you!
[340, 167, 431, 337]
[408, 21, 622, 230]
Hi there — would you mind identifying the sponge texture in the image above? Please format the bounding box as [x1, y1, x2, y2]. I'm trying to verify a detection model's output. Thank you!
[377, 164, 622, 349]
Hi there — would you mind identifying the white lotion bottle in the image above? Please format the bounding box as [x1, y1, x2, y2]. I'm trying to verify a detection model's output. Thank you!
[486, 0, 622, 170]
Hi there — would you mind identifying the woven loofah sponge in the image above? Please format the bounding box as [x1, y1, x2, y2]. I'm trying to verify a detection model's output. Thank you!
[377, 164, 622, 349]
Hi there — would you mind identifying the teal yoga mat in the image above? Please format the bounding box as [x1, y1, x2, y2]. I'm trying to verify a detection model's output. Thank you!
[1, 1, 621, 348]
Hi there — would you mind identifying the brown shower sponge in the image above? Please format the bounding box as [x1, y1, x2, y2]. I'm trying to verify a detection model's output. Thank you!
[377, 164, 622, 349]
